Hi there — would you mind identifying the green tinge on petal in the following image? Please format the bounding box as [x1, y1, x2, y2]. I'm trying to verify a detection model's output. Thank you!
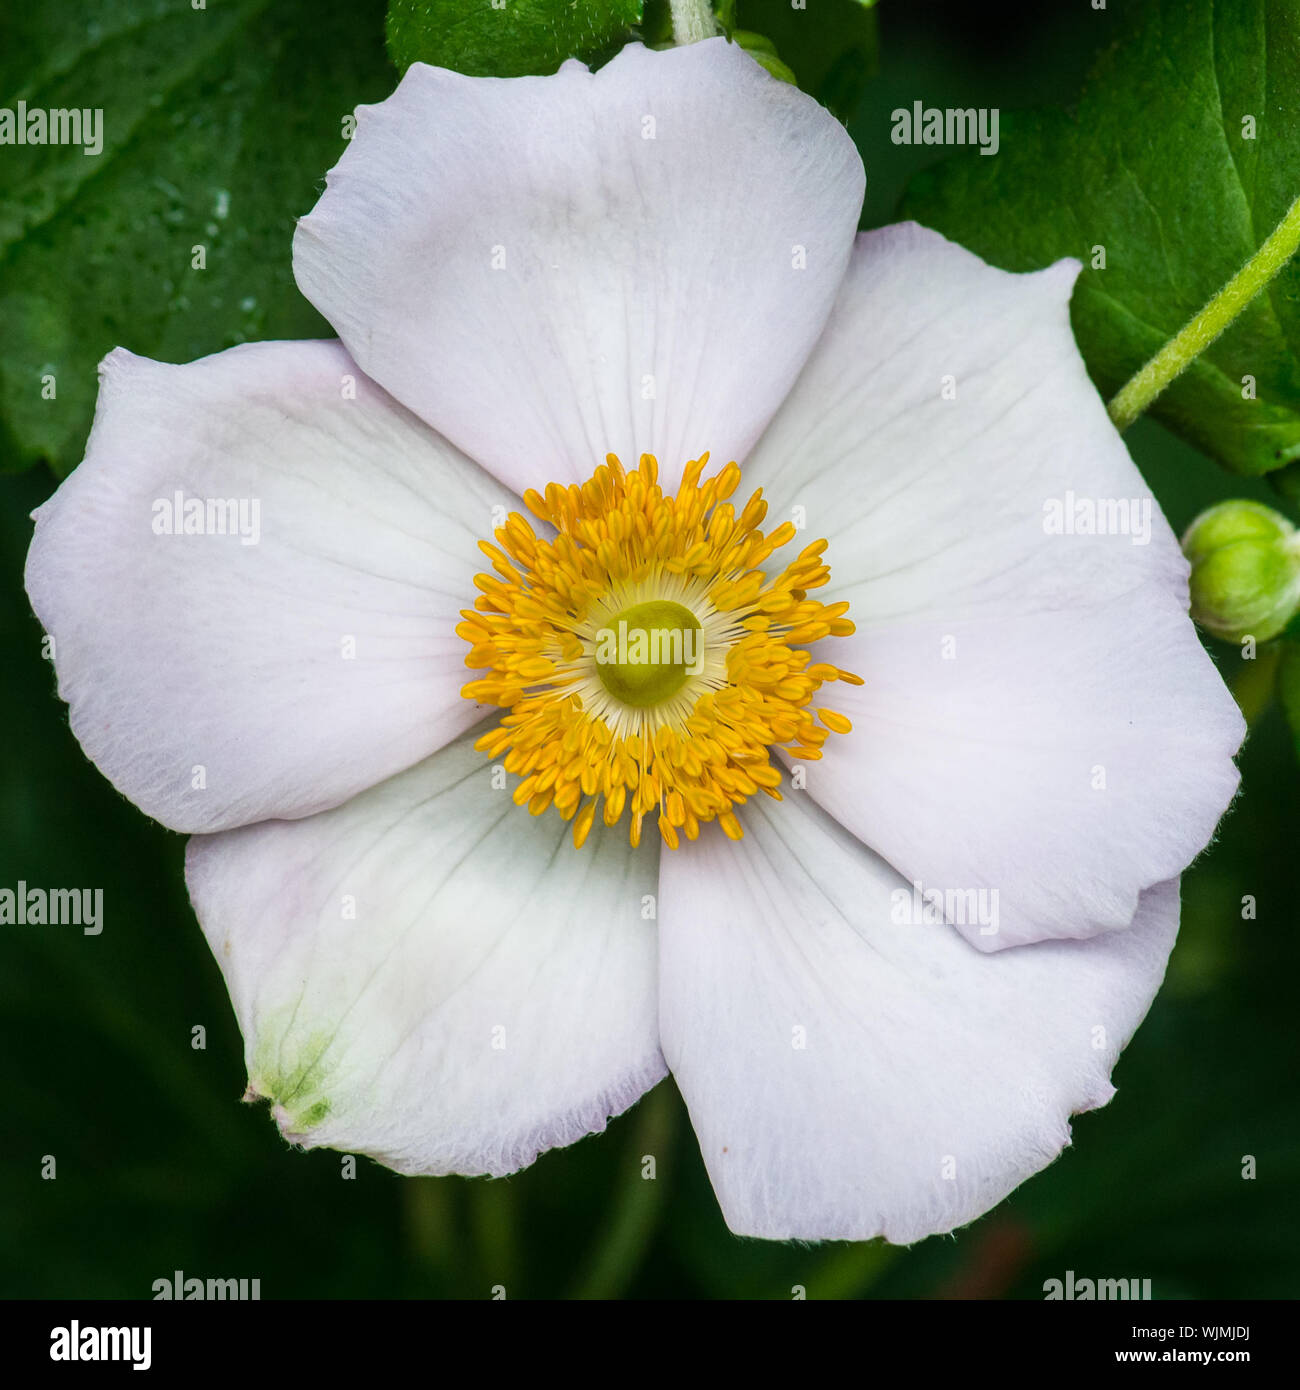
[247, 1020, 337, 1137]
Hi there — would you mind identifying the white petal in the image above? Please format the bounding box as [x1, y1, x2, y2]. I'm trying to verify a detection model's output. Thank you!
[658, 789, 1180, 1243]
[26, 341, 516, 834]
[744, 224, 1242, 948]
[293, 39, 864, 496]
[186, 729, 665, 1176]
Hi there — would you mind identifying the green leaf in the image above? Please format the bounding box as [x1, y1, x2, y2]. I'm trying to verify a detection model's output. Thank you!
[732, 0, 878, 121]
[0, 0, 397, 478]
[1269, 456, 1300, 509]
[730, 32, 796, 87]
[899, 0, 1300, 477]
[386, 0, 642, 79]
[744, 50, 798, 88]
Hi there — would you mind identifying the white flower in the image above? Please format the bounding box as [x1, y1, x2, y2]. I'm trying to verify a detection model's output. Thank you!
[25, 38, 1243, 1243]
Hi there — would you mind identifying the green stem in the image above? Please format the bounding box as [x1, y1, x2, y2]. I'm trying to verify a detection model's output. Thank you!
[670, 0, 717, 45]
[568, 1081, 677, 1298]
[403, 1176, 465, 1294]
[468, 1176, 520, 1293]
[1108, 193, 1300, 432]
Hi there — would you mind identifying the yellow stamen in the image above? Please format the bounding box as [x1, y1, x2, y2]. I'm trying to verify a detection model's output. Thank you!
[459, 453, 859, 848]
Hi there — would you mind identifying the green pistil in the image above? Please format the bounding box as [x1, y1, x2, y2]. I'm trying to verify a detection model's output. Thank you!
[595, 600, 703, 709]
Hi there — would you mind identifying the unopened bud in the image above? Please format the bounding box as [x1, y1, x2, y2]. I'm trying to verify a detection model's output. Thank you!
[1182, 500, 1300, 642]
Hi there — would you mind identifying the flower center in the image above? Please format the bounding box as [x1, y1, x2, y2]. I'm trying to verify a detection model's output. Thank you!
[458, 452, 860, 850]
[595, 599, 703, 708]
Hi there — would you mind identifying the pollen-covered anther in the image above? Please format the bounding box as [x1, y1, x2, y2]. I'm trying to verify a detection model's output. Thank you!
[458, 452, 861, 849]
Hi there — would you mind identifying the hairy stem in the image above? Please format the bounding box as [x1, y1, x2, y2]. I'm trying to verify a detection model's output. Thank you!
[670, 0, 717, 45]
[1108, 192, 1300, 432]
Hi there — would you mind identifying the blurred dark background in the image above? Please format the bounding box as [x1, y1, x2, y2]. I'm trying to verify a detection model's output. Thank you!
[2, 0, 1296, 1298]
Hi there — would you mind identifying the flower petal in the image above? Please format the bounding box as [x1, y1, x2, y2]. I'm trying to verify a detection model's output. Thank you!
[293, 39, 864, 496]
[186, 728, 665, 1176]
[658, 788, 1180, 1243]
[744, 224, 1242, 948]
[26, 340, 516, 834]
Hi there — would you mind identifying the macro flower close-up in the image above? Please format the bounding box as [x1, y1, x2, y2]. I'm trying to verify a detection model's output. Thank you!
[22, 35, 1245, 1244]
[6, 0, 1300, 1329]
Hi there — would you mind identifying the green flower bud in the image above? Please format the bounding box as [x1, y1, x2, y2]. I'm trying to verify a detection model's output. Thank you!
[1182, 500, 1300, 642]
